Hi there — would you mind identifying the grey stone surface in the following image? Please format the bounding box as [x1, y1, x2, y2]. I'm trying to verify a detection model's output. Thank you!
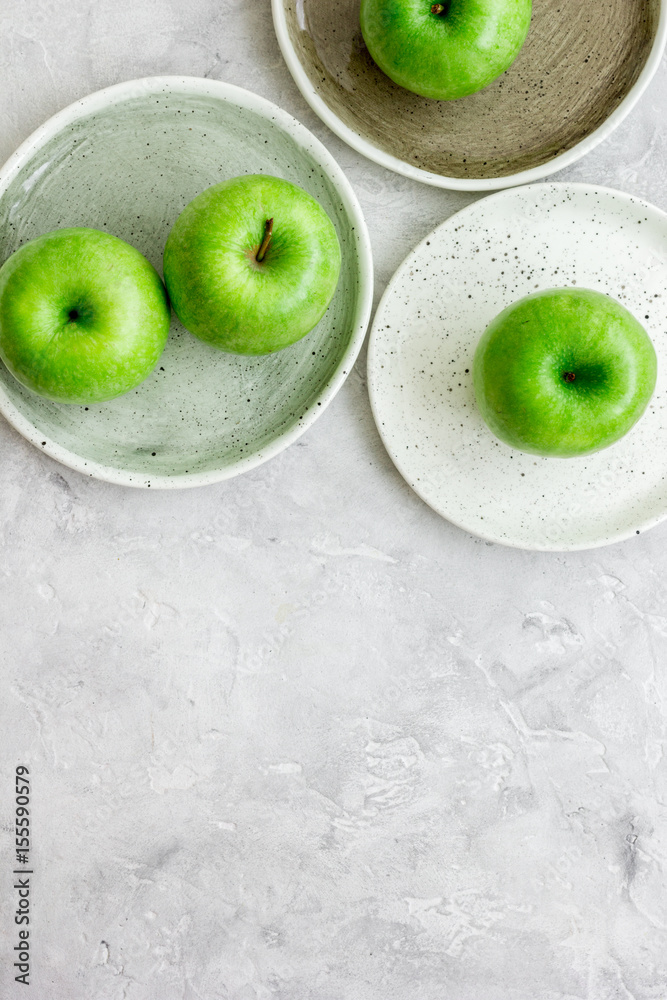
[1, 2, 667, 998]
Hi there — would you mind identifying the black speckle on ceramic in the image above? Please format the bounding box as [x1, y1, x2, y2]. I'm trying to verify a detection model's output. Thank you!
[367, 183, 667, 550]
[0, 78, 373, 488]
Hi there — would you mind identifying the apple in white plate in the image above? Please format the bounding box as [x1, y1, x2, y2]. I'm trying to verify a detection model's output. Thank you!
[163, 174, 341, 355]
[0, 227, 170, 404]
[473, 287, 657, 457]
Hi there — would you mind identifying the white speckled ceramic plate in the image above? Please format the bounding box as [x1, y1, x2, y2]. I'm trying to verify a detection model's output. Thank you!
[368, 183, 667, 551]
[0, 77, 373, 488]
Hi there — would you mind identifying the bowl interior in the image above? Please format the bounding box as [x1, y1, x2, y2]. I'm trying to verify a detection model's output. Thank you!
[282, 0, 661, 181]
[0, 84, 365, 484]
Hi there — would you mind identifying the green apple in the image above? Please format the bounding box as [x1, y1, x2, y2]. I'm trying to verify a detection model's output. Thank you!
[0, 228, 170, 404]
[163, 174, 341, 355]
[473, 288, 657, 457]
[360, 0, 532, 101]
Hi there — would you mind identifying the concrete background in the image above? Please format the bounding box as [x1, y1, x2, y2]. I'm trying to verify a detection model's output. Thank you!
[1, 1, 667, 997]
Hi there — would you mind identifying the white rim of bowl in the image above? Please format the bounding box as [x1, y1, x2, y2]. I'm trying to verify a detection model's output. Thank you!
[272, 0, 667, 192]
[367, 181, 667, 551]
[0, 75, 374, 490]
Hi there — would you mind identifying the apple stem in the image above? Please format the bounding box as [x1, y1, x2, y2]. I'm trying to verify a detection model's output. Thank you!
[431, 3, 448, 14]
[256, 218, 274, 263]
[562, 371, 576, 382]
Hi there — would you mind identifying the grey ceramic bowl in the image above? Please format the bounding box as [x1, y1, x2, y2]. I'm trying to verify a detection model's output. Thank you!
[0, 77, 373, 488]
[273, 0, 667, 190]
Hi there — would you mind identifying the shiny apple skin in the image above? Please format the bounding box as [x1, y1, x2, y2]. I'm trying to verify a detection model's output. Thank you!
[0, 228, 170, 404]
[163, 175, 341, 356]
[360, 0, 532, 101]
[473, 288, 658, 457]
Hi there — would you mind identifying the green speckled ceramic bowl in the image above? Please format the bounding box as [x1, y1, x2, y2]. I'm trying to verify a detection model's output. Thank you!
[0, 77, 373, 488]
